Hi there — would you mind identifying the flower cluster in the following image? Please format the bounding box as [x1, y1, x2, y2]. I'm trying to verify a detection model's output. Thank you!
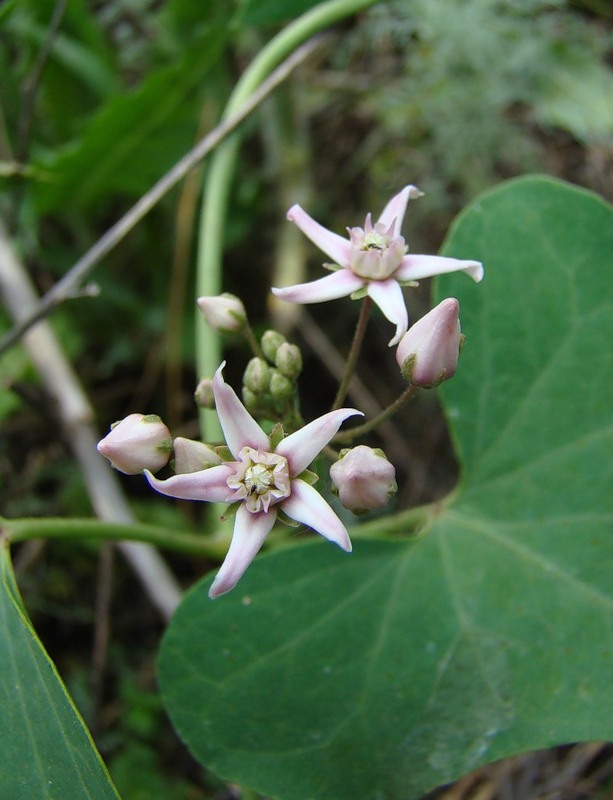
[100, 364, 361, 598]
[98, 185, 482, 598]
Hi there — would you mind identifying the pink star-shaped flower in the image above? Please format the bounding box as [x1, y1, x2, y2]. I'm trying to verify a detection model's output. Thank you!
[145, 364, 361, 598]
[272, 186, 483, 345]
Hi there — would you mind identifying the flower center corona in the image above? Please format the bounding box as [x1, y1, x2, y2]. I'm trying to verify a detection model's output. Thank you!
[227, 446, 291, 513]
[348, 217, 407, 281]
[361, 231, 388, 251]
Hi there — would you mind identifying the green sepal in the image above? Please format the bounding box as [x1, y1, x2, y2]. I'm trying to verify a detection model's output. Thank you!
[400, 353, 416, 383]
[141, 414, 164, 424]
[214, 446, 233, 462]
[350, 286, 369, 301]
[219, 502, 240, 522]
[297, 468, 319, 486]
[276, 508, 301, 528]
[156, 438, 173, 455]
[269, 422, 286, 451]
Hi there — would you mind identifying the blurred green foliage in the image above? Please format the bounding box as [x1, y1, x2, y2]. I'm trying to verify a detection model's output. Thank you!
[324, 0, 613, 231]
[106, 675, 211, 799]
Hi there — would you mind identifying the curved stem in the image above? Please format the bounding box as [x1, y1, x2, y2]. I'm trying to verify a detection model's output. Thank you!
[243, 321, 265, 359]
[333, 383, 421, 444]
[332, 296, 372, 410]
[2, 517, 229, 559]
[196, 0, 381, 439]
[348, 500, 440, 539]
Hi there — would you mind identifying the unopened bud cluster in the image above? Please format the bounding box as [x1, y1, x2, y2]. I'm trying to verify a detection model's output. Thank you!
[242, 329, 303, 429]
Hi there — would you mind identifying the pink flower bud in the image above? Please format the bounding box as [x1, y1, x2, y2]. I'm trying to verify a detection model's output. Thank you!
[173, 437, 222, 474]
[330, 446, 397, 513]
[396, 298, 461, 387]
[97, 414, 172, 475]
[197, 293, 246, 333]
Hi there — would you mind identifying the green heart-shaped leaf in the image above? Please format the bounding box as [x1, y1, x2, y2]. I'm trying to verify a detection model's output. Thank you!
[0, 543, 121, 799]
[158, 177, 613, 800]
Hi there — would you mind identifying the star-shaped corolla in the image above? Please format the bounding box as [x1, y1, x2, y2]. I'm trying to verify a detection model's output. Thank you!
[145, 364, 362, 598]
[272, 186, 484, 346]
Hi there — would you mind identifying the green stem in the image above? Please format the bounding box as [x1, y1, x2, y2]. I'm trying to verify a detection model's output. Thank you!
[334, 383, 421, 444]
[2, 517, 229, 559]
[0, 495, 446, 561]
[196, 0, 381, 439]
[348, 500, 441, 539]
[332, 296, 372, 410]
[243, 321, 265, 359]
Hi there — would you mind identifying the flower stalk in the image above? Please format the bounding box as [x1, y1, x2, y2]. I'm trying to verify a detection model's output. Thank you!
[332, 296, 373, 410]
[333, 384, 421, 444]
[2, 516, 228, 558]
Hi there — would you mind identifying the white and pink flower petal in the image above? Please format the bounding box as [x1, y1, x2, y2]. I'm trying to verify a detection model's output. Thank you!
[281, 480, 352, 553]
[377, 185, 423, 237]
[213, 364, 270, 457]
[144, 464, 235, 503]
[208, 505, 277, 598]
[282, 479, 352, 552]
[276, 408, 362, 475]
[286, 204, 352, 266]
[396, 254, 484, 283]
[366, 278, 409, 346]
[272, 269, 364, 305]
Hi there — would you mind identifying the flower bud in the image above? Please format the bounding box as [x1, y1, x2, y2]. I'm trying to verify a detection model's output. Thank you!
[260, 329, 286, 362]
[194, 378, 215, 409]
[197, 293, 246, 333]
[97, 414, 172, 475]
[243, 357, 272, 395]
[275, 342, 303, 380]
[269, 370, 294, 404]
[173, 437, 222, 474]
[330, 446, 397, 513]
[396, 298, 461, 387]
[242, 387, 260, 414]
